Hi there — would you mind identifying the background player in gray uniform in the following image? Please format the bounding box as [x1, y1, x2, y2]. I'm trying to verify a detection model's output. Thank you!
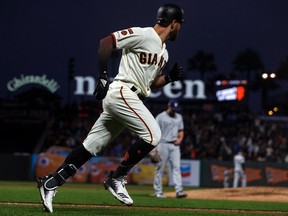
[36, 4, 185, 213]
[233, 151, 247, 188]
[153, 99, 187, 198]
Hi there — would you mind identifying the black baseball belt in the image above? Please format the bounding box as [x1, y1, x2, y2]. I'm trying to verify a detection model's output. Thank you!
[131, 86, 145, 101]
[162, 141, 176, 144]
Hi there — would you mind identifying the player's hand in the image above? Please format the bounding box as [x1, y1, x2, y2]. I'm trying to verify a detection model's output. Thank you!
[149, 148, 161, 164]
[174, 138, 181, 145]
[166, 63, 183, 82]
[93, 71, 109, 100]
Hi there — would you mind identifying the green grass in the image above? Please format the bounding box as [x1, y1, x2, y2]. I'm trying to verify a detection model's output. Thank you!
[0, 181, 288, 216]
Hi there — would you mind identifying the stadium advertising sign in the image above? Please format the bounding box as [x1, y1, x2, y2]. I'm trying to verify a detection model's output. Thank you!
[7, 74, 60, 93]
[6, 74, 207, 100]
[74, 76, 207, 99]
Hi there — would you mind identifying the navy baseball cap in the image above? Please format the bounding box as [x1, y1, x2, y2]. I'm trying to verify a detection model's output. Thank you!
[168, 99, 180, 110]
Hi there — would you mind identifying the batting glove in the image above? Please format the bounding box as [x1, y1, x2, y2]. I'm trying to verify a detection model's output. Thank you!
[165, 63, 183, 83]
[93, 71, 109, 100]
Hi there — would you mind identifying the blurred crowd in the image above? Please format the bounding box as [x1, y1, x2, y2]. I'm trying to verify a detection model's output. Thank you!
[181, 108, 288, 163]
[42, 101, 288, 163]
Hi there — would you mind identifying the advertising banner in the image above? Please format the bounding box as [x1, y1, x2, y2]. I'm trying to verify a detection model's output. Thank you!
[201, 160, 288, 187]
[168, 160, 200, 187]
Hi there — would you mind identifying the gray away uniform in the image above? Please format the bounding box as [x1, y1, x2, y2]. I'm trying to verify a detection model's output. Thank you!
[153, 110, 184, 194]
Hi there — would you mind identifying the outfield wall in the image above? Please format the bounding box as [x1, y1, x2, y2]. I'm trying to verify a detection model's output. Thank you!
[1, 150, 288, 187]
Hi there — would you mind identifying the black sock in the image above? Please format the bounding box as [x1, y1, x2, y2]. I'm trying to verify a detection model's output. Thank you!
[44, 145, 93, 190]
[64, 144, 93, 168]
[113, 139, 155, 178]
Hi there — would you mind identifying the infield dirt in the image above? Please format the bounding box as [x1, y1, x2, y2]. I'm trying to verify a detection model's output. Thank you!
[166, 186, 288, 203]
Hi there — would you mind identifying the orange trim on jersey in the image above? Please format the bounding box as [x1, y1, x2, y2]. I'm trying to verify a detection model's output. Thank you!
[123, 151, 129, 161]
[120, 86, 153, 144]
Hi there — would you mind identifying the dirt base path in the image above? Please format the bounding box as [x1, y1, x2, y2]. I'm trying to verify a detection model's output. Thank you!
[1, 202, 288, 215]
[166, 186, 288, 203]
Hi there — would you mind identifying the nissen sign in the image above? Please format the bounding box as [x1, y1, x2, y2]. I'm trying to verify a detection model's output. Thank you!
[74, 76, 206, 99]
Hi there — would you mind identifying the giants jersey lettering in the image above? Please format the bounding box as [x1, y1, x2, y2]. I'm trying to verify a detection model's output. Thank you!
[112, 27, 168, 96]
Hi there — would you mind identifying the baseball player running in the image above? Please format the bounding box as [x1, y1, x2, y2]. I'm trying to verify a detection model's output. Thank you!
[152, 99, 187, 198]
[36, 4, 184, 213]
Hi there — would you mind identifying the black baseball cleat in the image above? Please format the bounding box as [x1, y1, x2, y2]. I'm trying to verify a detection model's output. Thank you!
[176, 191, 187, 198]
[103, 171, 133, 206]
[37, 176, 57, 213]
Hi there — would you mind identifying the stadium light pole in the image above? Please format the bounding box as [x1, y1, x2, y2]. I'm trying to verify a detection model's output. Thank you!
[261, 72, 276, 111]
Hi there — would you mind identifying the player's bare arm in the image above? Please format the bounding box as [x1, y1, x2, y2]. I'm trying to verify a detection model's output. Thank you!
[175, 129, 184, 145]
[151, 62, 184, 89]
[93, 35, 115, 100]
[150, 75, 166, 89]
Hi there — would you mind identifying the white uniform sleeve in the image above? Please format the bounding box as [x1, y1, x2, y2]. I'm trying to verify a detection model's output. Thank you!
[112, 27, 144, 50]
[179, 114, 184, 131]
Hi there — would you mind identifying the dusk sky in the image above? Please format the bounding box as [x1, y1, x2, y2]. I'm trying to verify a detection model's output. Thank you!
[1, 0, 288, 107]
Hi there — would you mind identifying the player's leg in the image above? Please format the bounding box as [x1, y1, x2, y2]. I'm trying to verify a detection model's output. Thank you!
[37, 144, 93, 213]
[37, 111, 124, 212]
[83, 110, 135, 205]
[106, 85, 161, 177]
[241, 170, 247, 187]
[104, 136, 158, 205]
[223, 169, 231, 188]
[233, 171, 240, 188]
[169, 145, 187, 198]
[82, 111, 125, 156]
[153, 143, 169, 197]
[102, 84, 161, 205]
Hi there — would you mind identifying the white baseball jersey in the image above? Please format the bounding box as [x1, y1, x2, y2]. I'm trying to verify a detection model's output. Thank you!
[234, 154, 245, 171]
[156, 111, 184, 143]
[112, 27, 168, 97]
[83, 26, 169, 155]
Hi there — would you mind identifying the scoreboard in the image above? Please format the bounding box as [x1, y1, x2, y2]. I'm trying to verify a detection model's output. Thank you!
[215, 80, 248, 102]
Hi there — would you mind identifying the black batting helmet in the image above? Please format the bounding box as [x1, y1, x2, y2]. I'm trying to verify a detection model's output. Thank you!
[156, 4, 184, 26]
